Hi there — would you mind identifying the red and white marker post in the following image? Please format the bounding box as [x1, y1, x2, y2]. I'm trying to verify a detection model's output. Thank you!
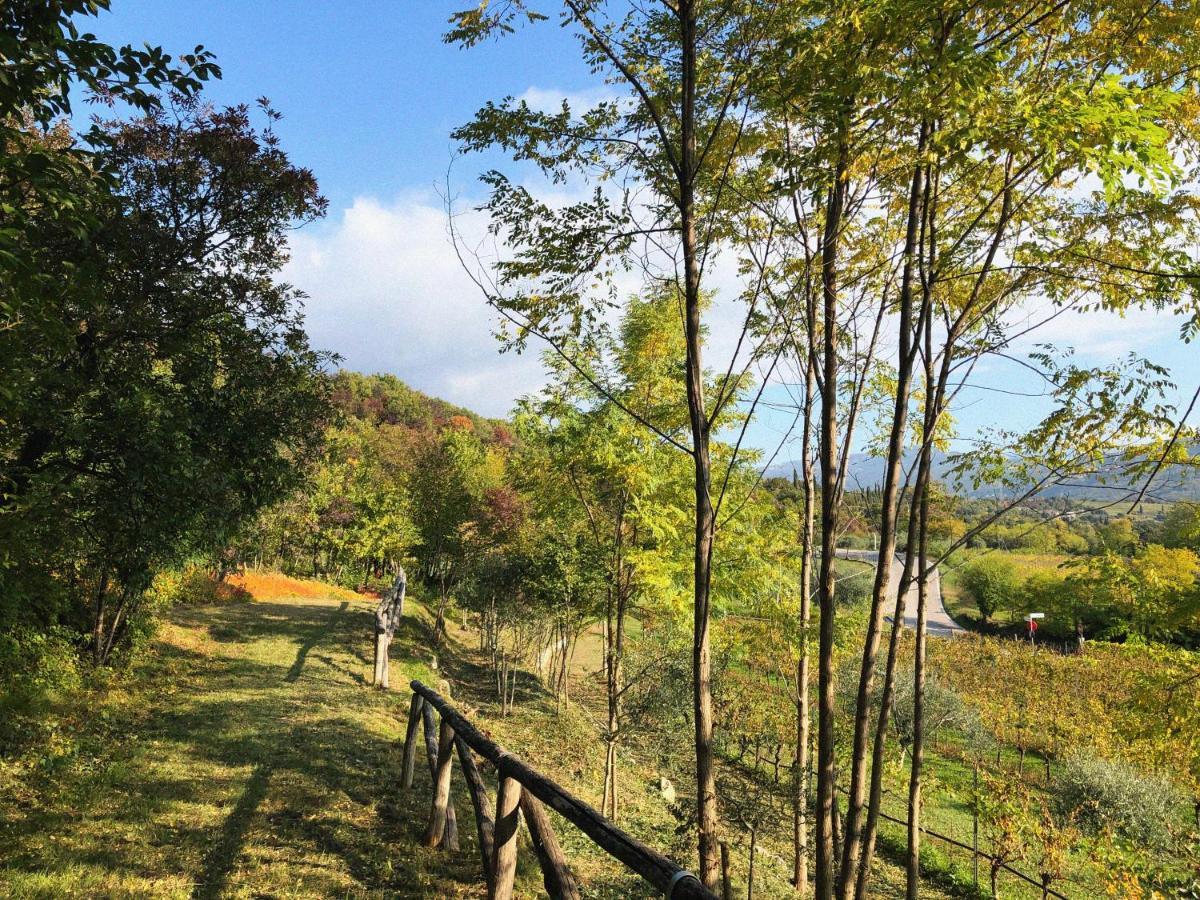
[1026, 612, 1044, 647]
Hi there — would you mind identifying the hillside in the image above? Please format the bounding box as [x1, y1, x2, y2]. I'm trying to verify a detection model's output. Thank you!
[329, 371, 503, 436]
[0, 582, 947, 899]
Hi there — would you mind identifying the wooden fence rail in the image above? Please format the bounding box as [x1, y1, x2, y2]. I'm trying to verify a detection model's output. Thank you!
[407, 680, 716, 900]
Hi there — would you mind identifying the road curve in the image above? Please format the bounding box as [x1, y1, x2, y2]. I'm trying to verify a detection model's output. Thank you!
[832, 548, 963, 638]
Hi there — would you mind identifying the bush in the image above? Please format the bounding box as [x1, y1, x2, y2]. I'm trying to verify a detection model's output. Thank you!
[834, 569, 873, 607]
[145, 565, 252, 608]
[961, 556, 1021, 622]
[1052, 751, 1183, 846]
[887, 670, 991, 755]
[0, 626, 82, 751]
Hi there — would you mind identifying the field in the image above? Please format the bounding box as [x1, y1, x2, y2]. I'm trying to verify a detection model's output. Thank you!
[0, 582, 952, 899]
[939, 552, 1070, 627]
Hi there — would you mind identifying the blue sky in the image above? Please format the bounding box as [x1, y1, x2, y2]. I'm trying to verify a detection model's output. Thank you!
[86, 2, 1198, 457]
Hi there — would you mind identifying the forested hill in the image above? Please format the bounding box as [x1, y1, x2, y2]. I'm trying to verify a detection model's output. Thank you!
[328, 371, 501, 435]
[236, 370, 513, 588]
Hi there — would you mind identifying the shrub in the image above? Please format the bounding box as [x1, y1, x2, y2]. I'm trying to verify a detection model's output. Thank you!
[835, 570, 873, 607]
[1052, 751, 1183, 846]
[0, 626, 82, 751]
[146, 565, 252, 608]
[961, 556, 1021, 622]
[887, 670, 990, 755]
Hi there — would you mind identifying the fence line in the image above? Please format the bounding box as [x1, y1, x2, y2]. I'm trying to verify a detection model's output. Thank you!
[867, 802, 1069, 899]
[407, 679, 716, 900]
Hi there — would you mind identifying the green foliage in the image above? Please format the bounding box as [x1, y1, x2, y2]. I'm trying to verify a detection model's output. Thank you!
[961, 556, 1021, 622]
[1162, 502, 1200, 553]
[144, 566, 251, 609]
[834, 569, 873, 607]
[2, 82, 331, 662]
[1052, 751, 1184, 847]
[887, 671, 989, 756]
[1066, 545, 1200, 642]
[0, 626, 81, 751]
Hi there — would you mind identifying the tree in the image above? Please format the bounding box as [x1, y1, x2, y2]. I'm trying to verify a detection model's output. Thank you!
[1068, 545, 1200, 642]
[447, 3, 784, 885]
[1, 3, 219, 478]
[1, 98, 330, 663]
[962, 557, 1022, 624]
[1162, 502, 1200, 553]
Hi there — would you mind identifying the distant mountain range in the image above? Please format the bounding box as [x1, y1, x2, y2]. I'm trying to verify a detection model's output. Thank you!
[765, 446, 1200, 502]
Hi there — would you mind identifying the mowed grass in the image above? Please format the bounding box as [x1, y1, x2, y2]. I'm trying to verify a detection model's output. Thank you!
[1, 579, 960, 899]
[0, 591, 484, 899]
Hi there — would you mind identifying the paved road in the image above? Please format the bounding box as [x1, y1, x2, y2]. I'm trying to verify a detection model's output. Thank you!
[833, 548, 963, 637]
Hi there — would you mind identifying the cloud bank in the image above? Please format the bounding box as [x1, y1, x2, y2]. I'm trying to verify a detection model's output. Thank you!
[284, 192, 546, 418]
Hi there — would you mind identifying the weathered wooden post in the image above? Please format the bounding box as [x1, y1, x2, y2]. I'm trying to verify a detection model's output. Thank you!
[491, 774, 522, 900]
[423, 717, 457, 848]
[421, 703, 459, 849]
[520, 791, 580, 900]
[401, 693, 423, 789]
[456, 736, 495, 893]
[372, 567, 406, 689]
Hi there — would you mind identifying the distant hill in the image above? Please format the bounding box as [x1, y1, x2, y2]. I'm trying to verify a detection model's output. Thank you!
[765, 446, 1200, 502]
[329, 371, 504, 435]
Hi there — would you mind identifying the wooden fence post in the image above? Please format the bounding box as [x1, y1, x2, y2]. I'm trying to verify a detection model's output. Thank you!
[490, 774, 522, 900]
[423, 717, 457, 848]
[401, 694, 423, 789]
[520, 791, 580, 900]
[422, 701, 459, 849]
[456, 736, 495, 894]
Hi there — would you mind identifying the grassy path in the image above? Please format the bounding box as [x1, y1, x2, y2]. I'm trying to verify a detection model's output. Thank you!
[2, 587, 959, 899]
[0, 594, 480, 898]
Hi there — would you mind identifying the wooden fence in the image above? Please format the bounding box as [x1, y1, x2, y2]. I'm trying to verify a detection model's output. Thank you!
[405, 680, 717, 900]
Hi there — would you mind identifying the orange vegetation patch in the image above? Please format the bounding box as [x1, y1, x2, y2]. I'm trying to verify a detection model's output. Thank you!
[228, 570, 361, 602]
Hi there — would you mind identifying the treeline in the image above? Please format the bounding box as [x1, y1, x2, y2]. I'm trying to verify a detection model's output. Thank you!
[233, 371, 511, 591]
[1, 1, 331, 735]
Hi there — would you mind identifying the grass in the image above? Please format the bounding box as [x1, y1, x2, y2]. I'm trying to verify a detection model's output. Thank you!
[0, 576, 960, 899]
[0, 590, 468, 898]
[939, 551, 1070, 627]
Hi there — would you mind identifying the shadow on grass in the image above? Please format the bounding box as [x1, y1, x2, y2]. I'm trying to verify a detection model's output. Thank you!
[0, 597, 485, 898]
[285, 601, 349, 683]
[191, 761, 273, 900]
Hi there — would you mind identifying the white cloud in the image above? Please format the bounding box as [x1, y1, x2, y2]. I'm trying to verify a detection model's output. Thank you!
[516, 85, 621, 114]
[284, 192, 546, 418]
[1005, 301, 1178, 359]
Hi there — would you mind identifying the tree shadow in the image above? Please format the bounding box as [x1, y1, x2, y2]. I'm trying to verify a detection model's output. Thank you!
[286, 601, 349, 683]
[1, 597, 500, 897]
[191, 761, 273, 900]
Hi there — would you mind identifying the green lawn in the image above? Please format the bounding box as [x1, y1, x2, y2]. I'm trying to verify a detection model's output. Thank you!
[0, 595, 478, 898]
[0, 588, 960, 899]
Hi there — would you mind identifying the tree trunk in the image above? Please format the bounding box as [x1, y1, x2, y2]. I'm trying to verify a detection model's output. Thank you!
[678, 0, 719, 886]
[856, 462, 930, 899]
[92, 570, 110, 665]
[794, 354, 816, 895]
[906, 454, 933, 900]
[838, 128, 927, 900]
[816, 133, 850, 900]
